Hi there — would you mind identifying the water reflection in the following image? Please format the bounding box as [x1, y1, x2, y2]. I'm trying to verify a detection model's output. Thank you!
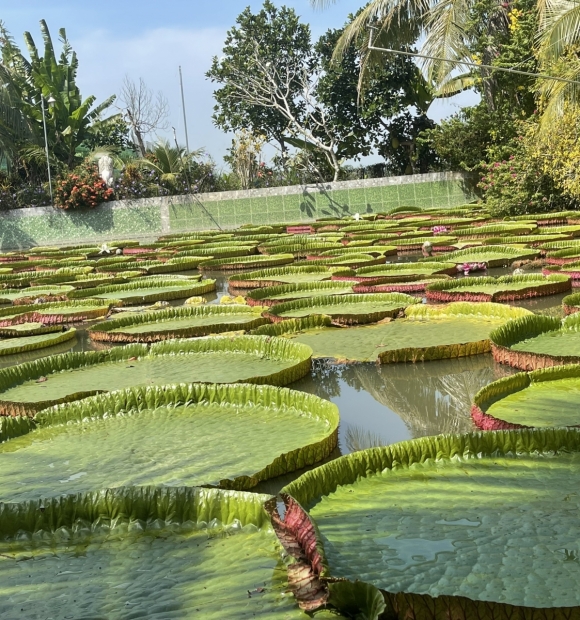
[291, 356, 515, 455]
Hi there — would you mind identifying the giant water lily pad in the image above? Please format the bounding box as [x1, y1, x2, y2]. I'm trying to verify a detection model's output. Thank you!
[423, 245, 539, 267]
[353, 275, 451, 294]
[89, 305, 269, 342]
[319, 245, 397, 258]
[0, 300, 112, 326]
[564, 291, 580, 315]
[279, 429, 580, 616]
[306, 254, 385, 269]
[228, 265, 353, 290]
[472, 365, 580, 429]
[0, 328, 76, 357]
[426, 274, 571, 302]
[0, 336, 312, 416]
[199, 254, 294, 271]
[0, 322, 66, 337]
[69, 278, 216, 305]
[452, 222, 537, 237]
[247, 281, 358, 306]
[264, 293, 418, 325]
[0, 383, 338, 500]
[0, 285, 74, 304]
[0, 487, 339, 619]
[253, 303, 531, 362]
[490, 313, 580, 370]
[346, 262, 457, 284]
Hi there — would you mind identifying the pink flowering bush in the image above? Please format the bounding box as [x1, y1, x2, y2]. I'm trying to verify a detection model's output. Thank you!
[479, 135, 568, 216]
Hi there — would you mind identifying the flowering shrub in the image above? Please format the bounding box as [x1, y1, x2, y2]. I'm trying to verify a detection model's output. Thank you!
[54, 161, 115, 210]
[479, 125, 569, 217]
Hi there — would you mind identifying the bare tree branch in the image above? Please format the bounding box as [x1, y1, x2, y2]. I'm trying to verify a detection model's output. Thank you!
[119, 76, 169, 156]
[220, 42, 342, 181]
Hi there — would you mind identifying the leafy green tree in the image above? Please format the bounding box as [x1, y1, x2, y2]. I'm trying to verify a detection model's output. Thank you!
[79, 116, 135, 152]
[0, 20, 117, 170]
[419, 0, 538, 172]
[315, 23, 438, 173]
[207, 1, 312, 156]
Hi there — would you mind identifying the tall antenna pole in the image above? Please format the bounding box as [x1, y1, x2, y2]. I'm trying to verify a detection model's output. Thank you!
[179, 66, 190, 153]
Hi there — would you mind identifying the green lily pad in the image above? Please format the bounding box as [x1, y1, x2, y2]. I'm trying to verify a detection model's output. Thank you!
[228, 265, 353, 289]
[0, 322, 66, 337]
[69, 278, 216, 305]
[473, 364, 580, 428]
[0, 336, 313, 416]
[89, 305, 269, 343]
[490, 313, 580, 369]
[453, 223, 537, 237]
[0, 487, 337, 619]
[0, 383, 338, 500]
[247, 281, 357, 306]
[265, 293, 418, 324]
[0, 285, 74, 304]
[0, 328, 76, 356]
[319, 245, 397, 257]
[426, 274, 571, 302]
[305, 254, 385, 269]
[199, 254, 294, 271]
[352, 262, 457, 283]
[282, 429, 580, 614]
[254, 303, 531, 362]
[423, 245, 539, 267]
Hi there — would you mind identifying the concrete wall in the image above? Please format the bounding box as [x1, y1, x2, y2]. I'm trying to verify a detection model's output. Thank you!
[0, 172, 476, 250]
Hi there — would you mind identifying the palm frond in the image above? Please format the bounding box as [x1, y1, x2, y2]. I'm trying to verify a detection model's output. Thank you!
[421, 0, 471, 85]
[537, 55, 580, 125]
[434, 71, 476, 97]
[331, 0, 428, 64]
[538, 0, 580, 63]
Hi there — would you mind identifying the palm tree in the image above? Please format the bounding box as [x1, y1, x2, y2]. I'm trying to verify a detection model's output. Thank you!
[310, 0, 509, 103]
[138, 140, 203, 189]
[536, 0, 580, 121]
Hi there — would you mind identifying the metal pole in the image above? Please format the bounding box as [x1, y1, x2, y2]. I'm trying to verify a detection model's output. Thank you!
[367, 27, 580, 86]
[179, 66, 190, 152]
[40, 96, 53, 206]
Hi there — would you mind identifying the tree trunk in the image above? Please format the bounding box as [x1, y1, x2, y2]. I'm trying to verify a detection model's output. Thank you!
[126, 109, 147, 156]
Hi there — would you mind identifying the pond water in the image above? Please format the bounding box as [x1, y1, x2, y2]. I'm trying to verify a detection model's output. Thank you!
[0, 259, 564, 494]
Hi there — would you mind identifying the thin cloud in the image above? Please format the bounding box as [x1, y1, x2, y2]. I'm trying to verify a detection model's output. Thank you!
[72, 27, 230, 161]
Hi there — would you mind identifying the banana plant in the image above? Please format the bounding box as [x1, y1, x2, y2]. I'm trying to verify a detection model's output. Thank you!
[0, 20, 117, 169]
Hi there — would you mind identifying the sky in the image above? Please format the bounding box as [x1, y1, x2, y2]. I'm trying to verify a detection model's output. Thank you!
[2, 0, 478, 167]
